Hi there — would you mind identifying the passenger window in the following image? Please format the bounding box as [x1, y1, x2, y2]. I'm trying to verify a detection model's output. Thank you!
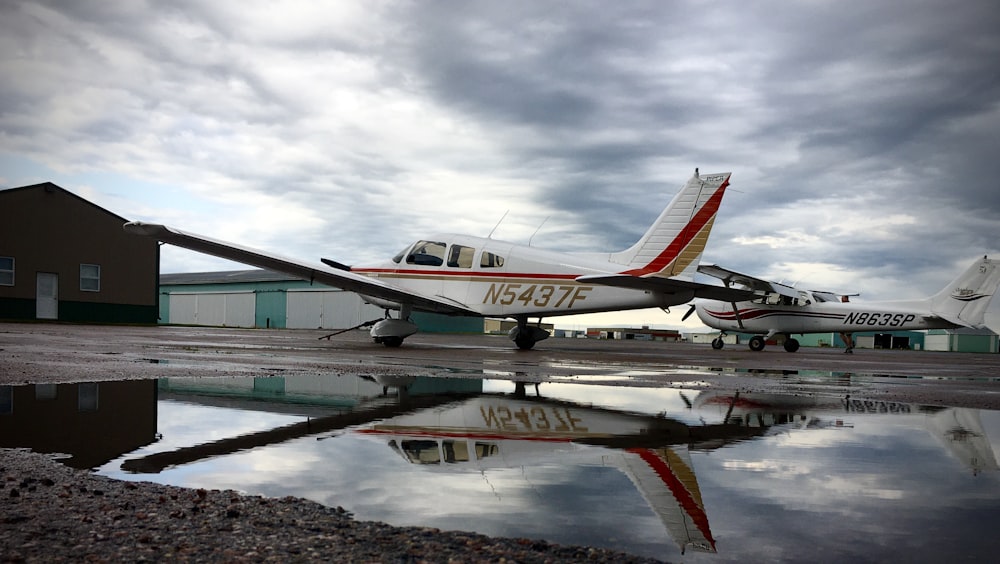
[442, 440, 470, 463]
[447, 245, 475, 268]
[406, 241, 446, 266]
[400, 440, 440, 464]
[480, 252, 505, 268]
[475, 442, 500, 460]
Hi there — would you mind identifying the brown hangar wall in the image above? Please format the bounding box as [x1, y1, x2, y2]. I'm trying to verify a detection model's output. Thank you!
[0, 182, 159, 323]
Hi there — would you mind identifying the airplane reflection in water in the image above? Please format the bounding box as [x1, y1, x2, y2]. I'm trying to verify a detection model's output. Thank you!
[113, 376, 768, 555]
[690, 391, 999, 476]
[352, 392, 775, 555]
[3, 375, 1000, 560]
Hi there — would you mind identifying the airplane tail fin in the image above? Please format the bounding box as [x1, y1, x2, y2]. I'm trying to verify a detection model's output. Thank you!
[611, 170, 731, 280]
[929, 256, 1000, 327]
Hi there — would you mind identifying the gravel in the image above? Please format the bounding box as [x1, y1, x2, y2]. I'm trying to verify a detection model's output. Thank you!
[2, 449, 663, 563]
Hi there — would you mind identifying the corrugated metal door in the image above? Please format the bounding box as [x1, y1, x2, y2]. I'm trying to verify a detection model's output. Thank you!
[168, 292, 255, 327]
[286, 290, 382, 329]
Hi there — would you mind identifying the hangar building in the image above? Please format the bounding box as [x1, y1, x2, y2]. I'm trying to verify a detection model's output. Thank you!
[0, 183, 158, 323]
[925, 328, 999, 353]
[159, 269, 484, 333]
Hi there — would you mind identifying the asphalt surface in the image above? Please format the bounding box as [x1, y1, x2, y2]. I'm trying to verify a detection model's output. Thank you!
[2, 321, 999, 409]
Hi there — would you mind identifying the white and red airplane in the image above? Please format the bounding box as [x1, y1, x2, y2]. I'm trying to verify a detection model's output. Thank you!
[125, 169, 751, 349]
[688, 256, 1000, 352]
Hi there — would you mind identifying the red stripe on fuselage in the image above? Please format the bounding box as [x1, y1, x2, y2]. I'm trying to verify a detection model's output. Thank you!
[351, 268, 580, 280]
[623, 178, 728, 276]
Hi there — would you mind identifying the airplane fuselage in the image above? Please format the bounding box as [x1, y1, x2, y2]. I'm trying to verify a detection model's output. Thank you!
[353, 233, 691, 318]
[695, 299, 957, 335]
[123, 170, 736, 348]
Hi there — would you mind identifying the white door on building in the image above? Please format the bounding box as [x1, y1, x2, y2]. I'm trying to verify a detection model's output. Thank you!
[36, 272, 58, 319]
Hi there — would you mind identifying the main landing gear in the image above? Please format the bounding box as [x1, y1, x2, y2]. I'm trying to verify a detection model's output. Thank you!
[712, 333, 800, 352]
[370, 306, 418, 347]
[748, 334, 800, 352]
[508, 316, 550, 350]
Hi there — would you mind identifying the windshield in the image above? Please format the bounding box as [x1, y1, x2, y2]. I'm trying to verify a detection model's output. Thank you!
[405, 241, 447, 266]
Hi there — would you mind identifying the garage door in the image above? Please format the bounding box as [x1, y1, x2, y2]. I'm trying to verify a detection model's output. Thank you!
[286, 290, 382, 329]
[168, 292, 255, 327]
[923, 334, 951, 351]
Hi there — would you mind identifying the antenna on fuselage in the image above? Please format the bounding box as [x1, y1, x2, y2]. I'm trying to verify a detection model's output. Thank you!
[487, 210, 509, 239]
[528, 216, 550, 247]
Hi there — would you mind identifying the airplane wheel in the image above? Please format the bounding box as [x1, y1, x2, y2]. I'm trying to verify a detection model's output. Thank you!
[711, 338, 724, 350]
[783, 338, 800, 353]
[748, 336, 766, 352]
[514, 337, 536, 350]
[380, 336, 404, 347]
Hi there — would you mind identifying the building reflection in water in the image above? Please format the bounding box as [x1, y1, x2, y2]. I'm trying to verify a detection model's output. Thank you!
[0, 380, 158, 469]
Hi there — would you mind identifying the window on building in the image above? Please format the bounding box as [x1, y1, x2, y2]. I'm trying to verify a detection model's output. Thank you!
[35, 384, 57, 401]
[80, 264, 101, 292]
[0, 386, 11, 415]
[0, 257, 13, 286]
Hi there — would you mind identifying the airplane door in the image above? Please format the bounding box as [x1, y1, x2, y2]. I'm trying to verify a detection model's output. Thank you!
[36, 272, 58, 319]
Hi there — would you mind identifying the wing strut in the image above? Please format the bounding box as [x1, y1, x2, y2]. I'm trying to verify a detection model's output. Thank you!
[318, 318, 385, 340]
[730, 301, 744, 330]
[717, 276, 745, 330]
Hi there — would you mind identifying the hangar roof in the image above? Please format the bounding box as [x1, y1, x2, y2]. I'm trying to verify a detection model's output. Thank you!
[160, 270, 303, 285]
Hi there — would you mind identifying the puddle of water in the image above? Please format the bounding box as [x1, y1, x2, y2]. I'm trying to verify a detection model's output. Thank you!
[2, 376, 999, 562]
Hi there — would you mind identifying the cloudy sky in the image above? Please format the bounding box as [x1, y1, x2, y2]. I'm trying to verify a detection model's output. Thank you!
[2, 0, 998, 330]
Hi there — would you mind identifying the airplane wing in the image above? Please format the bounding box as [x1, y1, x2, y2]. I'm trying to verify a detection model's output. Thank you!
[123, 222, 479, 316]
[575, 273, 756, 302]
[696, 264, 800, 299]
[699, 265, 860, 302]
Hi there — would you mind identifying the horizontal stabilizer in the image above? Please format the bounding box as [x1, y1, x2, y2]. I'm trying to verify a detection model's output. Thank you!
[576, 273, 756, 302]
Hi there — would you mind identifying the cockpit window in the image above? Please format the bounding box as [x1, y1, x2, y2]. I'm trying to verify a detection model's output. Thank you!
[480, 251, 505, 268]
[391, 247, 408, 264]
[447, 245, 475, 268]
[406, 241, 446, 266]
[754, 292, 808, 306]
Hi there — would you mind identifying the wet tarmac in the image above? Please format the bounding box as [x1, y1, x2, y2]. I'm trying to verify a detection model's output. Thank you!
[2, 322, 999, 408]
[3, 322, 1000, 561]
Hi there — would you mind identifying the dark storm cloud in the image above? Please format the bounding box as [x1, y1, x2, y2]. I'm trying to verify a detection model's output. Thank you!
[393, 0, 1000, 261]
[390, 2, 742, 250]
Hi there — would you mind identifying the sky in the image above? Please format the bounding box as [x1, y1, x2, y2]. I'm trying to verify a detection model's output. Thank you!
[2, 0, 999, 331]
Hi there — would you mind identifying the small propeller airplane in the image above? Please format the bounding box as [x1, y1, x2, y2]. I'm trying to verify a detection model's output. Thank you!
[685, 256, 1000, 352]
[125, 169, 752, 349]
